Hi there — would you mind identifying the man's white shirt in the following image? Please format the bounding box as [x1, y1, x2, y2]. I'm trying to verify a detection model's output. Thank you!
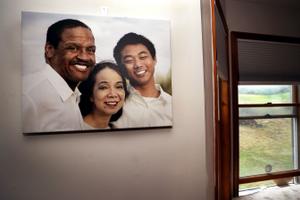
[22, 65, 84, 133]
[113, 84, 172, 128]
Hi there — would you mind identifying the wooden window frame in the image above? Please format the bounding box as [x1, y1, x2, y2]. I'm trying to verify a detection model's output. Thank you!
[231, 32, 300, 196]
[238, 85, 299, 184]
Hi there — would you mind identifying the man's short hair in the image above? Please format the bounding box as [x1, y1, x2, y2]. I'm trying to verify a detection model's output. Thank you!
[46, 19, 91, 48]
[113, 32, 156, 66]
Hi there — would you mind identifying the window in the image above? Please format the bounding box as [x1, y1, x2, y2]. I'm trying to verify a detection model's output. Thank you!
[238, 85, 299, 191]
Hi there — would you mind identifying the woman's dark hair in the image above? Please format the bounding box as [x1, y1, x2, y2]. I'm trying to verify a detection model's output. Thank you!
[79, 61, 129, 123]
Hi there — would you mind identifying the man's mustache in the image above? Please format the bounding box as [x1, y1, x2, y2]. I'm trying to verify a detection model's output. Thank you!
[70, 59, 94, 68]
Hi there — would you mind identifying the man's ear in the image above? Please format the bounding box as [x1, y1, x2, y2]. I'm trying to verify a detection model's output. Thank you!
[44, 43, 55, 60]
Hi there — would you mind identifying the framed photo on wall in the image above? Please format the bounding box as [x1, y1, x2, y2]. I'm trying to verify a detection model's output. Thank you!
[22, 11, 172, 134]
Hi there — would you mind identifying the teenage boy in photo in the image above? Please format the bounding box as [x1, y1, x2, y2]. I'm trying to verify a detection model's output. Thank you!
[112, 32, 172, 128]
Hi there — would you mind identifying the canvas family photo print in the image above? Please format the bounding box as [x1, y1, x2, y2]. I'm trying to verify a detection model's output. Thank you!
[22, 11, 172, 134]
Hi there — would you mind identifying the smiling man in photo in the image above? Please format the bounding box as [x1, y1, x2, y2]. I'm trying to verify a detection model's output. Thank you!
[112, 32, 172, 128]
[22, 19, 96, 133]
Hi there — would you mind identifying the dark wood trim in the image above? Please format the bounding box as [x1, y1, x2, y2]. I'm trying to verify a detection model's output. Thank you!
[239, 169, 300, 184]
[218, 79, 232, 200]
[293, 85, 299, 103]
[293, 85, 300, 183]
[213, 0, 233, 199]
[215, 0, 229, 34]
[230, 31, 240, 197]
[210, 0, 221, 200]
[211, 1, 220, 199]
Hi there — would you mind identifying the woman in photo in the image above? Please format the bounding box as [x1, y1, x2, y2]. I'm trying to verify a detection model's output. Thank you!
[79, 61, 129, 129]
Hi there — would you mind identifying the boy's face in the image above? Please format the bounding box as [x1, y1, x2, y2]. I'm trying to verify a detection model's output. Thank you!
[120, 44, 156, 87]
[45, 27, 96, 86]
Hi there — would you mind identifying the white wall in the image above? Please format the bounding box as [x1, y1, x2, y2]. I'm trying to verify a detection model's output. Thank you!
[0, 0, 213, 200]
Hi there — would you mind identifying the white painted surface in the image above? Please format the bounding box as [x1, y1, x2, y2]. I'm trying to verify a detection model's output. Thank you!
[0, 0, 212, 199]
